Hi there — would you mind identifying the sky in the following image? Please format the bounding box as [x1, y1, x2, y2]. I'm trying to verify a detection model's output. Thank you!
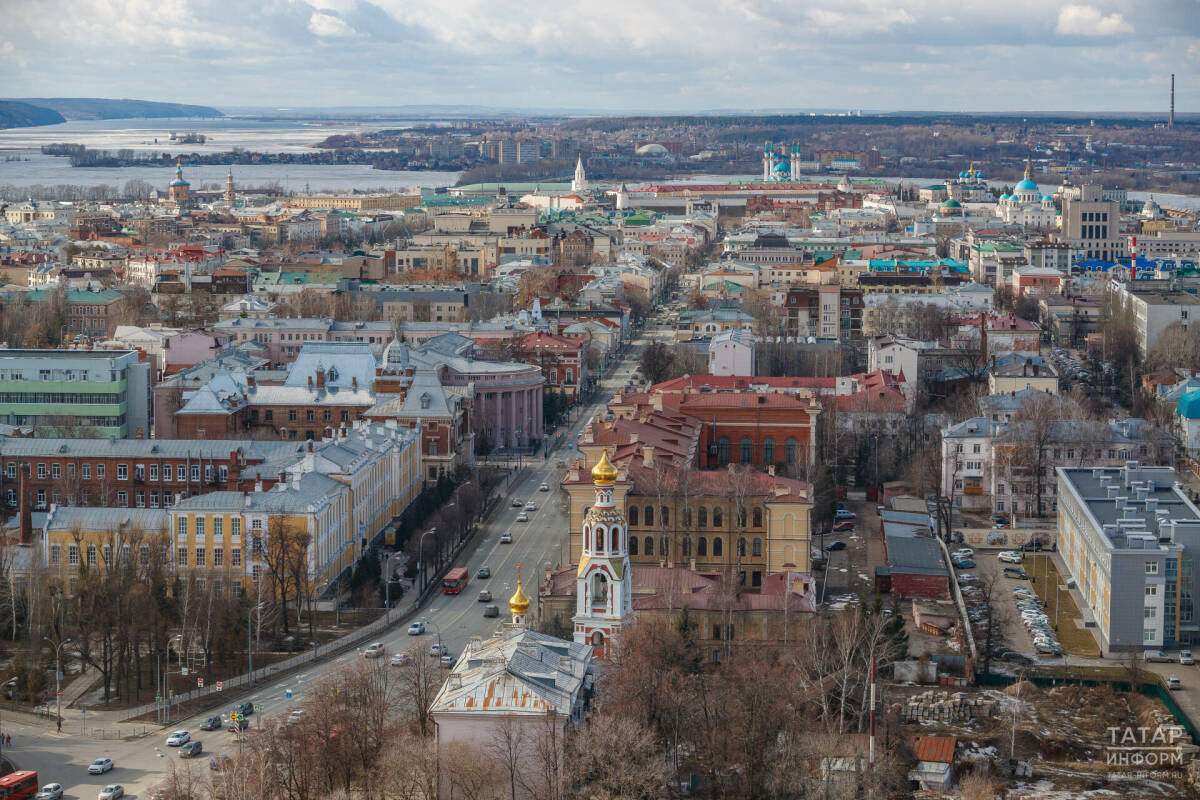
[1, 0, 1199, 113]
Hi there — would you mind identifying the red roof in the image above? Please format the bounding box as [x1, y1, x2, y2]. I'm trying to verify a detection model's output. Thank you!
[679, 393, 819, 411]
[652, 374, 836, 392]
[911, 735, 957, 764]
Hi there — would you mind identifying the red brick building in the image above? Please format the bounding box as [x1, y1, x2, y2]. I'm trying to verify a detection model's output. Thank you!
[512, 330, 587, 400]
[675, 392, 820, 472]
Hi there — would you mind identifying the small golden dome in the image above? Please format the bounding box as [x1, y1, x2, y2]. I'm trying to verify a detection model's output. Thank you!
[591, 449, 617, 484]
[509, 576, 531, 616]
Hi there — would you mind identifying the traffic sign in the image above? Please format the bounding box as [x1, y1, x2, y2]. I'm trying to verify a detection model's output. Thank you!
[181, 667, 188, 676]
[254, 704, 262, 713]
[216, 681, 223, 691]
[56, 690, 62, 697]
[197, 678, 204, 688]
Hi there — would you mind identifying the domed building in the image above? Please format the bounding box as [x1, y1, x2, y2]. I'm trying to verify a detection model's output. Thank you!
[167, 158, 190, 209]
[1141, 195, 1164, 220]
[762, 141, 808, 182]
[635, 142, 669, 158]
[939, 197, 964, 216]
[997, 158, 1056, 228]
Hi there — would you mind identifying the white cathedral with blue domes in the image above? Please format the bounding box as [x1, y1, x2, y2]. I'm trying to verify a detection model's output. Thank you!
[997, 157, 1056, 228]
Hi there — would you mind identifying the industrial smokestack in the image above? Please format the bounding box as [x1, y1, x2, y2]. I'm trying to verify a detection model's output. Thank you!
[1170, 74, 1176, 130]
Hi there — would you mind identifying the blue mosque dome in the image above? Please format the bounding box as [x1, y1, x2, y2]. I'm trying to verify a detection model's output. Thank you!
[1015, 178, 1038, 192]
[773, 161, 790, 174]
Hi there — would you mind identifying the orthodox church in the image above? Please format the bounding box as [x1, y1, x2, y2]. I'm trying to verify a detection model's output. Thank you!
[996, 159, 1056, 228]
[167, 158, 190, 209]
[572, 449, 632, 658]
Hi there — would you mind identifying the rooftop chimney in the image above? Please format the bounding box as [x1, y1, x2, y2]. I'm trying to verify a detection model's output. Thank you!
[316, 369, 325, 389]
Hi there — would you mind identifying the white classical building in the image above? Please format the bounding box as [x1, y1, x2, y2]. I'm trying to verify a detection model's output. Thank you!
[996, 159, 1057, 228]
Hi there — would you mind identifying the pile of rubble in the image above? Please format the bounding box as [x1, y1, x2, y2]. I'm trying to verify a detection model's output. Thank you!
[900, 689, 997, 724]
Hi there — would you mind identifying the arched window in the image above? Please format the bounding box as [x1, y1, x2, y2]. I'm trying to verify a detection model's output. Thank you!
[698, 536, 708, 557]
[645, 505, 654, 526]
[595, 527, 604, 551]
[592, 630, 604, 647]
[698, 507, 708, 527]
[713, 506, 723, 527]
[752, 537, 763, 557]
[682, 536, 691, 557]
[717, 437, 730, 465]
[661, 506, 669, 526]
[764, 437, 776, 465]
[644, 537, 654, 556]
[740, 437, 753, 464]
[738, 537, 747, 557]
[786, 438, 799, 465]
[712, 537, 723, 557]
[629, 506, 639, 526]
[752, 508, 763, 527]
[630, 536, 639, 555]
[611, 528, 620, 551]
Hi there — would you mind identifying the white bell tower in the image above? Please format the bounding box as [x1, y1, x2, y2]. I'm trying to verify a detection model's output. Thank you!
[573, 449, 632, 658]
[572, 155, 588, 193]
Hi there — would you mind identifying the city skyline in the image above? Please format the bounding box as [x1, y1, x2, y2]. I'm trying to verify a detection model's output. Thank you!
[1, 0, 1198, 113]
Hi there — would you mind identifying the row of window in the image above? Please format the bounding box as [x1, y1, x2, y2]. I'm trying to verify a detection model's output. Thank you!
[627, 504, 763, 529]
[49, 542, 245, 570]
[176, 516, 244, 539]
[0, 391, 123, 404]
[8, 487, 194, 509]
[249, 408, 350, 424]
[6, 414, 125, 427]
[7, 461, 226, 484]
[628, 535, 763, 559]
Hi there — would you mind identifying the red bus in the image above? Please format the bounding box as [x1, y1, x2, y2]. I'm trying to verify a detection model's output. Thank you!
[0, 771, 39, 800]
[442, 567, 469, 594]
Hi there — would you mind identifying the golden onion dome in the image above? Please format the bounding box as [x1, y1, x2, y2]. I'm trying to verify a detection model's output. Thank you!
[591, 449, 617, 484]
[509, 576, 531, 616]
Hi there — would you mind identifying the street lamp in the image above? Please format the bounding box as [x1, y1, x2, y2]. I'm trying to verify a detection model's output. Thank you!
[248, 603, 264, 686]
[417, 528, 437, 594]
[43, 636, 71, 727]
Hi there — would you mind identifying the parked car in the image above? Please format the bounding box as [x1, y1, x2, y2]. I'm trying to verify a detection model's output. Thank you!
[35, 784, 64, 800]
[478, 589, 493, 602]
[390, 652, 411, 667]
[539, 483, 550, 492]
[429, 642, 447, 657]
[499, 531, 513, 544]
[835, 509, 857, 521]
[199, 716, 222, 731]
[179, 741, 203, 759]
[833, 521, 855, 532]
[1170, 677, 1183, 690]
[483, 604, 500, 618]
[998, 551, 1024, 564]
[1182, 650, 1196, 665]
[288, 709, 306, 723]
[440, 654, 455, 667]
[516, 512, 529, 523]
[476, 566, 491, 579]
[512, 498, 524, 507]
[952, 548, 974, 559]
[88, 759, 114, 775]
[953, 559, 976, 569]
[1004, 569, 1030, 580]
[825, 541, 847, 552]
[993, 515, 1010, 528]
[166, 731, 191, 747]
[363, 642, 386, 658]
[407, 621, 426, 636]
[98, 785, 124, 800]
[1035, 642, 1063, 655]
[1145, 650, 1173, 663]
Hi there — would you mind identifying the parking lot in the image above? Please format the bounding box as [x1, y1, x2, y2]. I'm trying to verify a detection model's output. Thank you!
[955, 548, 1065, 663]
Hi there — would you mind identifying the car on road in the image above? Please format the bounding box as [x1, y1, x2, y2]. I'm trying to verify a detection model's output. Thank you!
[499, 531, 513, 543]
[835, 509, 857, 521]
[476, 566, 491, 579]
[1182, 650, 1196, 665]
[825, 541, 847, 552]
[227, 716, 251, 732]
[166, 730, 191, 746]
[88, 759, 114, 775]
[35, 784, 63, 800]
[524, 502, 537, 511]
[98, 785, 124, 800]
[516, 512, 529, 522]
[953, 559, 976, 569]
[363, 642, 386, 658]
[430, 642, 447, 657]
[407, 621, 426, 636]
[998, 551, 1024, 564]
[199, 715, 222, 731]
[994, 515, 1010, 527]
[1170, 677, 1183, 690]
[484, 604, 500, 618]
[1145, 650, 1173, 662]
[539, 483, 550, 492]
[390, 652, 411, 667]
[833, 521, 855, 532]
[179, 740, 203, 758]
[233, 702, 254, 716]
[512, 498, 524, 507]
[209, 755, 232, 772]
[477, 589, 493, 602]
[440, 654, 455, 667]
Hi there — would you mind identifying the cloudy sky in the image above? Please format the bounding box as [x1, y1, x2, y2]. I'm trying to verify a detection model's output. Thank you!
[2, 0, 1198, 113]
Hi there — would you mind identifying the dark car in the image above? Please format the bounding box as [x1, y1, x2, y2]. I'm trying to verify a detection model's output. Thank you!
[179, 740, 203, 758]
[483, 604, 500, 618]
[233, 702, 254, 716]
[227, 716, 251, 732]
[1004, 568, 1029, 580]
[199, 716, 222, 731]
[999, 651, 1036, 665]
[993, 515, 1010, 527]
[476, 566, 491, 579]
[825, 541, 847, 552]
[833, 521, 855, 532]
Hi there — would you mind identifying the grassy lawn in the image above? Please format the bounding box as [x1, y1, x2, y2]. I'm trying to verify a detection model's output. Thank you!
[1026, 554, 1101, 658]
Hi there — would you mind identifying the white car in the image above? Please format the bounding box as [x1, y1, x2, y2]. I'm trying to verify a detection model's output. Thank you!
[363, 642, 386, 658]
[1182, 650, 1195, 665]
[88, 758, 114, 775]
[429, 642, 447, 657]
[998, 551, 1024, 564]
[952, 548, 974, 559]
[98, 786, 124, 800]
[165, 730, 190, 747]
[499, 532, 513, 544]
[36, 784, 64, 800]
[539, 483, 550, 492]
[407, 621, 425, 636]
[390, 652, 411, 667]
[516, 512, 529, 522]
[288, 709, 306, 723]
[524, 502, 537, 511]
